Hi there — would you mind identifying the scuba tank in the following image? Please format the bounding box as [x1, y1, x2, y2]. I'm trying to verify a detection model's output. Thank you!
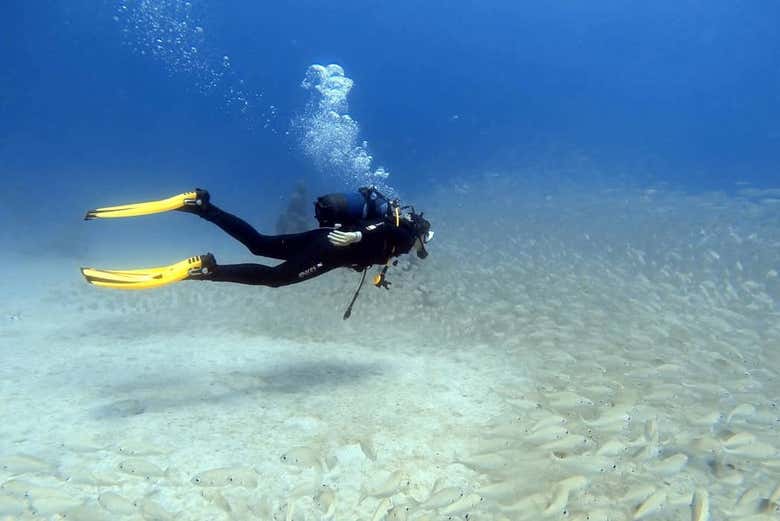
[314, 186, 395, 228]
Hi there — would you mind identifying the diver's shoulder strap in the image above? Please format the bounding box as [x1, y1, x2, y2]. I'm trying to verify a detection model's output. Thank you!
[359, 204, 403, 234]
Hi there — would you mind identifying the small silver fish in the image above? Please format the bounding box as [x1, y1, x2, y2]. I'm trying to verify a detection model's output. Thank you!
[691, 488, 710, 521]
[280, 446, 325, 471]
[0, 454, 54, 474]
[98, 492, 136, 515]
[117, 459, 168, 479]
[360, 470, 410, 503]
[192, 467, 258, 487]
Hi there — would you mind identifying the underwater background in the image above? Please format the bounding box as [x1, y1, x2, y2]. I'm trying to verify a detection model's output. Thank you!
[1, 1, 779, 521]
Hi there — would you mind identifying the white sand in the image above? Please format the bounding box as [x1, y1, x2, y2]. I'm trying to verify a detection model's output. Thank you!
[1, 180, 778, 520]
[1, 317, 506, 520]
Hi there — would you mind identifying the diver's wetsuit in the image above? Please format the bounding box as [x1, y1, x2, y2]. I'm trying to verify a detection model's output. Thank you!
[198, 204, 417, 287]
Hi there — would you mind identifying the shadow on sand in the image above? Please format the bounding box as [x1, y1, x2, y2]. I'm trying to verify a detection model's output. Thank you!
[91, 359, 386, 419]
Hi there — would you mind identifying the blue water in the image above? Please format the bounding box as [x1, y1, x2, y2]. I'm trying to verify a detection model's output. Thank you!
[2, 5, 780, 520]
[3, 0, 779, 202]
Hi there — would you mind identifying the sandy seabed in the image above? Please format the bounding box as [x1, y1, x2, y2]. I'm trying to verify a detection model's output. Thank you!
[1, 179, 779, 521]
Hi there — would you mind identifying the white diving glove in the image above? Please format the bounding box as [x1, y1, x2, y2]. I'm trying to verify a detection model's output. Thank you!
[328, 230, 362, 247]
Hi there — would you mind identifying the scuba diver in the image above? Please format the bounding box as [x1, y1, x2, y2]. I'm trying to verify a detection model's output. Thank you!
[81, 187, 434, 318]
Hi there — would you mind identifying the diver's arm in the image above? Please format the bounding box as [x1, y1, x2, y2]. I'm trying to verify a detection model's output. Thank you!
[327, 219, 389, 246]
[328, 229, 362, 246]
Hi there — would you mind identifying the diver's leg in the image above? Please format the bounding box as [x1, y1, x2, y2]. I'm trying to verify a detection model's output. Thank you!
[193, 237, 344, 287]
[177, 189, 322, 260]
[206, 258, 336, 287]
[186, 234, 341, 288]
[200, 203, 325, 260]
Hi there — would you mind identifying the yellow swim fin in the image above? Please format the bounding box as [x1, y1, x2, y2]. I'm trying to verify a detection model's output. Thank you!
[84, 190, 206, 220]
[81, 254, 215, 290]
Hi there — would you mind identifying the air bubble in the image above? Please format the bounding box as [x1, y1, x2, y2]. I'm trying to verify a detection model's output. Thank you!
[296, 64, 394, 194]
[114, 0, 268, 130]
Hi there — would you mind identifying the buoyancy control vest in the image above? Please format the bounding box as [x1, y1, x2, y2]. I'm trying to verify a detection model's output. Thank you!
[314, 186, 396, 228]
[316, 187, 431, 320]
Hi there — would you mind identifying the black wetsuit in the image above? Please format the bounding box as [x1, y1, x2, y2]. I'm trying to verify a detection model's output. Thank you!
[199, 203, 418, 287]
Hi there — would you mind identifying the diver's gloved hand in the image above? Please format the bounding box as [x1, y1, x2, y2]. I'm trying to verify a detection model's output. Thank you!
[328, 230, 362, 246]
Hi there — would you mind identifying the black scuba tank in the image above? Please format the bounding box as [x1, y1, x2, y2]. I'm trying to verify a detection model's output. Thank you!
[314, 187, 393, 228]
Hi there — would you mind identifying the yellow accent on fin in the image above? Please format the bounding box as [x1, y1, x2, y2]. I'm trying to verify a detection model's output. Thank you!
[84, 191, 198, 220]
[80, 255, 206, 290]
